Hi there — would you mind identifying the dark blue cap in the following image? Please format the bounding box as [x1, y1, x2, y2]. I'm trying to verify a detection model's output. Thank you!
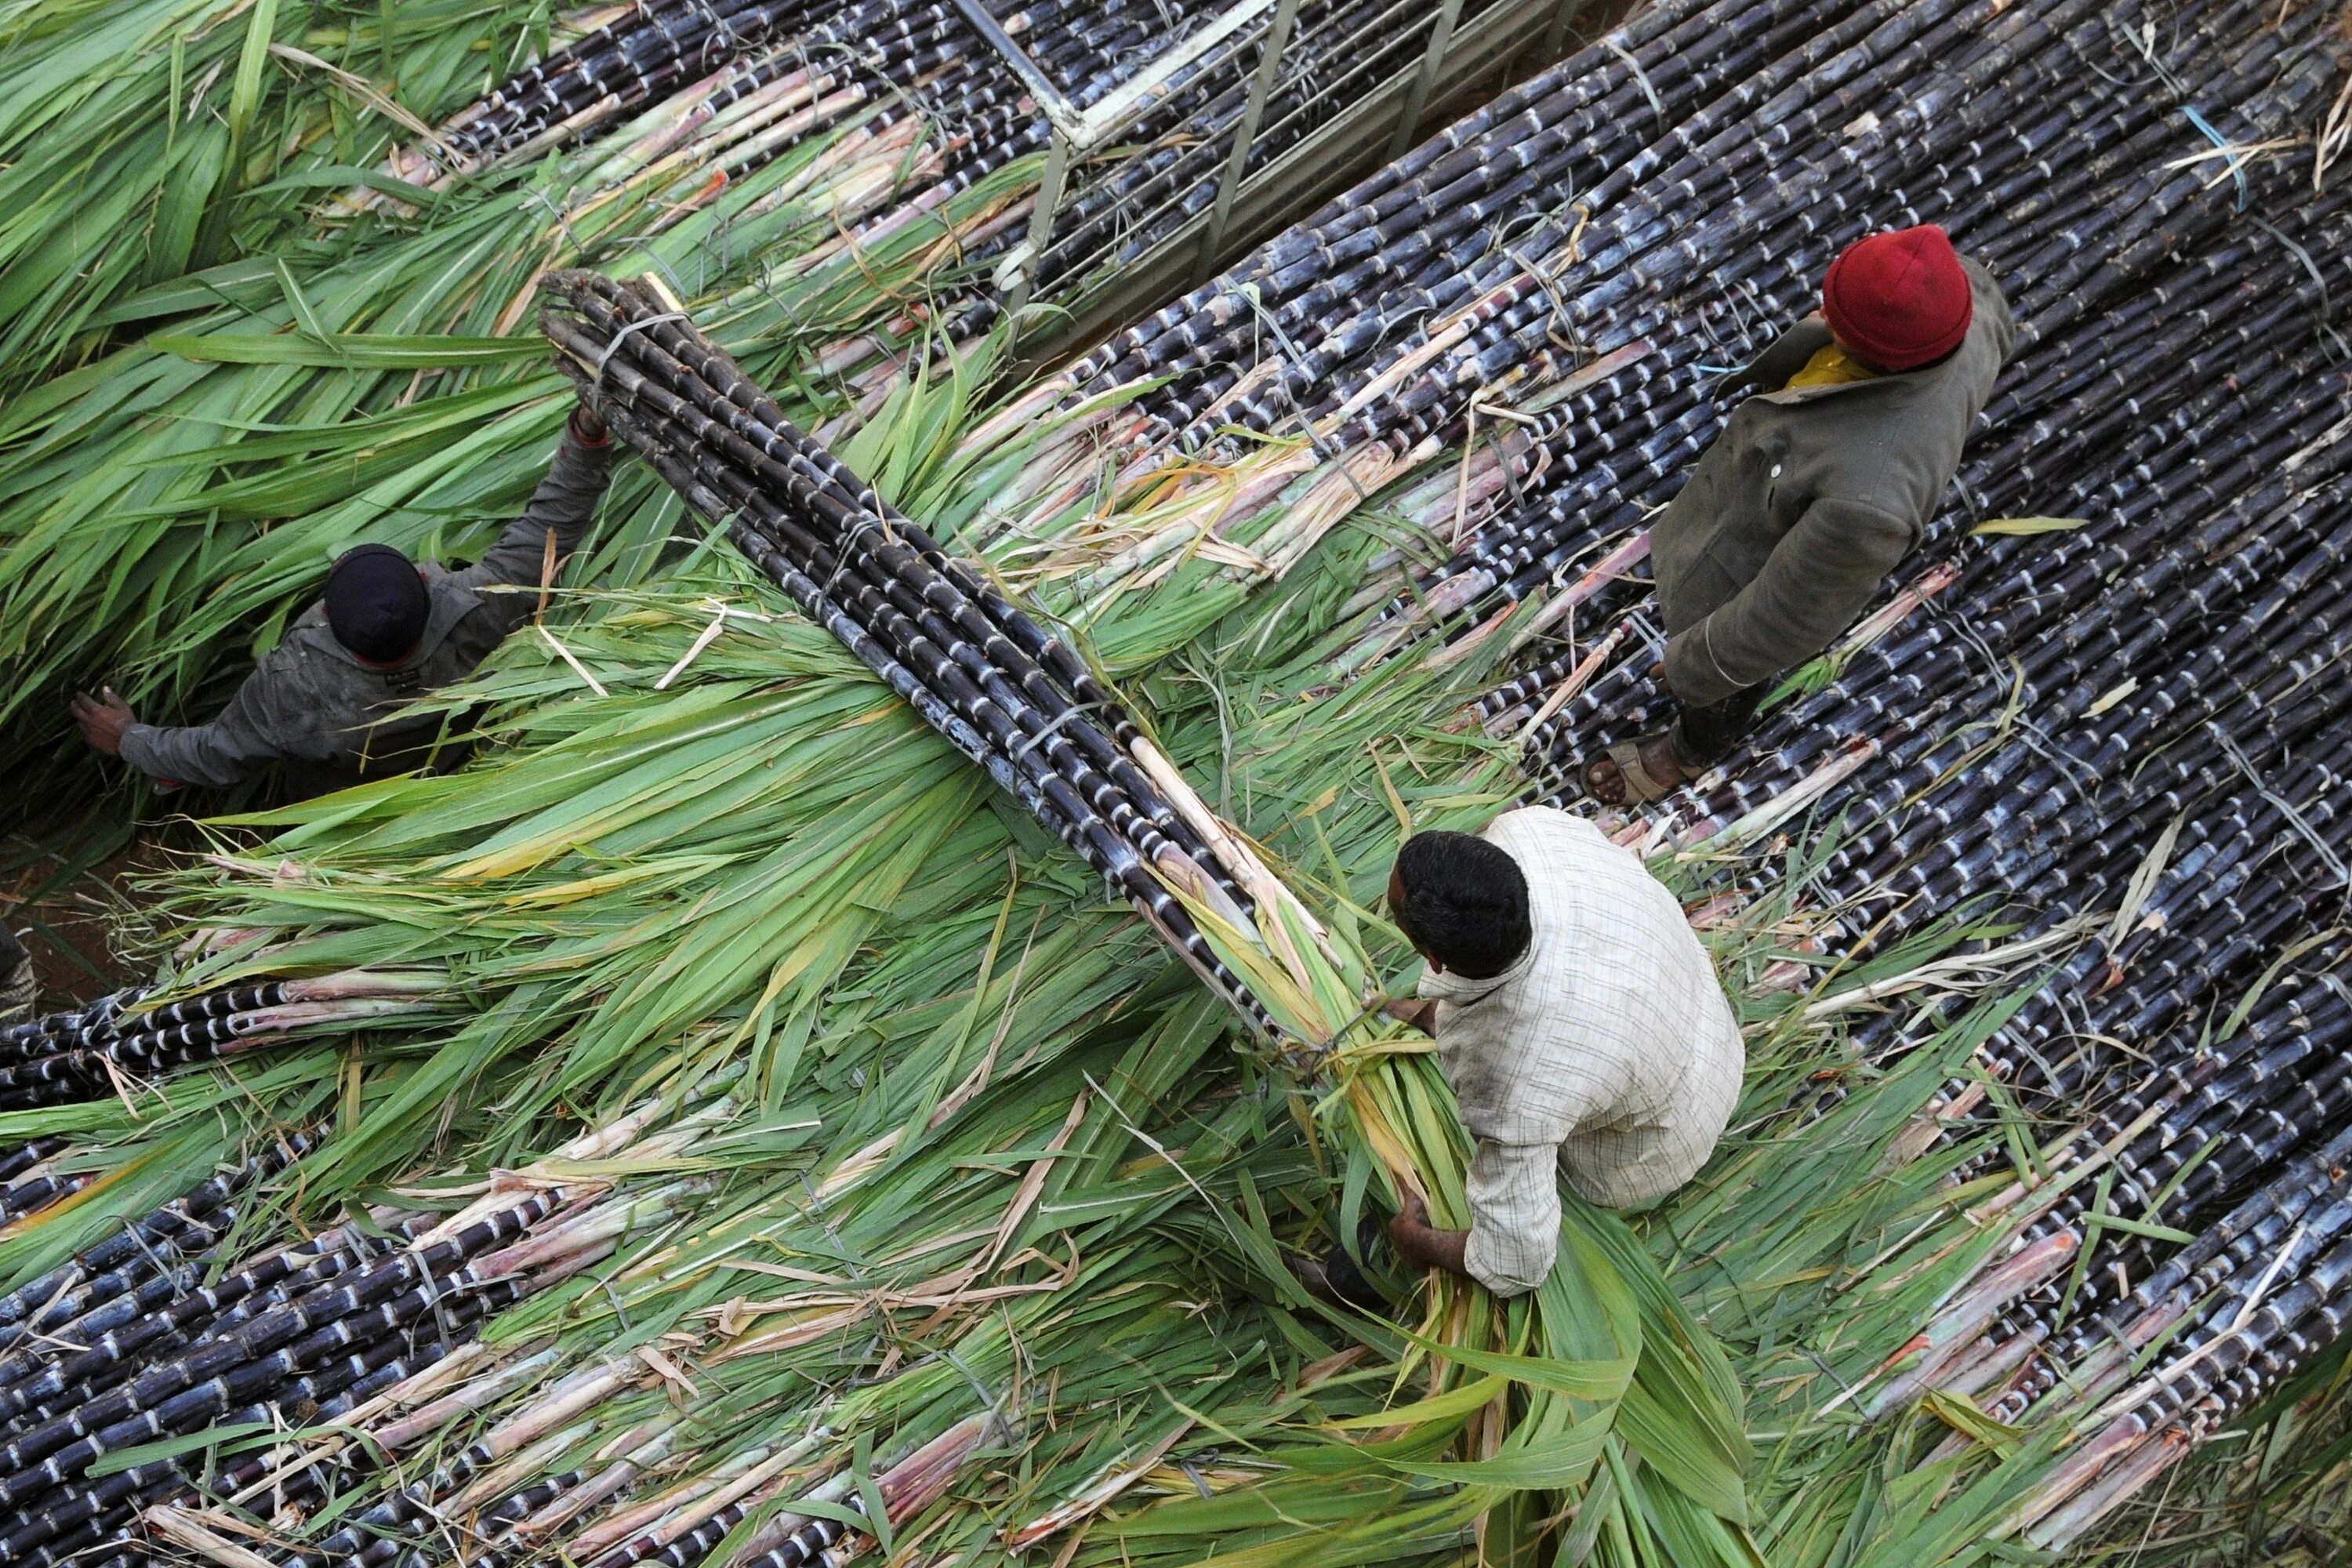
[324, 544, 429, 662]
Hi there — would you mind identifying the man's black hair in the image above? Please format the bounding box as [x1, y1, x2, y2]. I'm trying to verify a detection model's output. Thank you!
[1392, 831, 1531, 980]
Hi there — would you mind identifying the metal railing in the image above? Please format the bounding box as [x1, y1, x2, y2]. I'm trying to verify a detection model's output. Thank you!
[954, 0, 1592, 356]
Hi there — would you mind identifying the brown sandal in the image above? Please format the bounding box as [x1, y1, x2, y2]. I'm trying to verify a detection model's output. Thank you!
[1583, 732, 1689, 805]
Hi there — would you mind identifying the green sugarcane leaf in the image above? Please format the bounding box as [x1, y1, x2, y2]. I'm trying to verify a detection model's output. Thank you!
[191, 0, 280, 266]
[273, 256, 331, 342]
[1374, 1414, 1611, 1489]
[2080, 1210, 2197, 1245]
[88, 256, 282, 328]
[1383, 1323, 1633, 1402]
[1919, 1389, 2027, 1457]
[147, 122, 229, 285]
[1969, 517, 2086, 536]
[145, 331, 544, 366]
[238, 164, 441, 206]
[86, 1421, 277, 1476]
[1322, 1372, 1508, 1430]
[851, 1428, 891, 1555]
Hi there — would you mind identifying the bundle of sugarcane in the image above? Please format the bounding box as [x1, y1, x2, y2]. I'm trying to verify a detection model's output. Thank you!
[1471, 49, 2347, 835]
[967, 0, 1520, 330]
[0, 1136, 314, 1364]
[232, 1406, 994, 1568]
[1497, 122, 2348, 860]
[0, 971, 447, 1114]
[535, 268, 1280, 1034]
[0, 1101, 716, 1568]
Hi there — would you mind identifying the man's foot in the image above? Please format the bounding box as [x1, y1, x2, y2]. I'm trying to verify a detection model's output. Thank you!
[1583, 731, 1694, 806]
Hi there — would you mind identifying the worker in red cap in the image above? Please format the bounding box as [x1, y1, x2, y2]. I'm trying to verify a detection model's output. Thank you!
[1586, 223, 2014, 804]
[72, 394, 616, 803]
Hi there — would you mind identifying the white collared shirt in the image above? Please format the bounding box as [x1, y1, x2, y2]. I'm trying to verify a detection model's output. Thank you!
[1418, 807, 1745, 1294]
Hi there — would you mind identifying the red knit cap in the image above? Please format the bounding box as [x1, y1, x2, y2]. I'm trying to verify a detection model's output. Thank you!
[1821, 225, 1973, 372]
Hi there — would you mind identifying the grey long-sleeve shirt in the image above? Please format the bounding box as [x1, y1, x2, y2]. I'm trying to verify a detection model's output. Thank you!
[121, 430, 614, 801]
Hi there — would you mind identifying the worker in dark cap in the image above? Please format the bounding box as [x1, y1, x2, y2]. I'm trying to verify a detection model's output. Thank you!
[73, 400, 615, 803]
[1585, 223, 2015, 804]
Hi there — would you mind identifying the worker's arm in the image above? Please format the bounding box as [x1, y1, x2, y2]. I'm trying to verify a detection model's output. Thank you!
[111, 667, 290, 790]
[1663, 495, 1915, 709]
[449, 409, 615, 634]
[1383, 996, 1439, 1033]
[1388, 1140, 1560, 1298]
[1458, 1137, 1562, 1297]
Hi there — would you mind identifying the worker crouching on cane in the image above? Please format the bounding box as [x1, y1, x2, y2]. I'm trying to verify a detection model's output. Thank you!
[1300, 806, 1745, 1305]
[1586, 223, 2017, 804]
[73, 398, 615, 804]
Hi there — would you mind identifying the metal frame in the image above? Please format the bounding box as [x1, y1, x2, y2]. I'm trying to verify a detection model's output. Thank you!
[954, 0, 1279, 147]
[1388, 0, 1472, 159]
[1004, 0, 1588, 367]
[965, 0, 1572, 325]
[1199, 0, 1305, 267]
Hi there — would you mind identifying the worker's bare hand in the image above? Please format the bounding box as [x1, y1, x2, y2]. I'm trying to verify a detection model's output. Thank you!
[1387, 1191, 1471, 1279]
[568, 402, 609, 444]
[1381, 996, 1438, 1034]
[71, 688, 136, 756]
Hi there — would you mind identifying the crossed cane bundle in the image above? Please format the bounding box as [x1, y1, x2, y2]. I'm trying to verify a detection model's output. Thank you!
[537, 269, 1285, 1034]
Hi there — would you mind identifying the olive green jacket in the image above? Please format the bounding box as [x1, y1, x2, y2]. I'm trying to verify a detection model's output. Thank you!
[1650, 258, 2016, 708]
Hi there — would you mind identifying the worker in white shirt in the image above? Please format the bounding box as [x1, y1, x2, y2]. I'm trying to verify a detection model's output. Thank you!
[1305, 806, 1745, 1304]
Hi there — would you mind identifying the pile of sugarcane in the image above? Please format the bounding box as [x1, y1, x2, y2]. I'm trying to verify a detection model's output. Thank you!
[0, 1096, 1016, 1568]
[0, 896, 1396, 1568]
[13, 0, 2352, 1559]
[0, 972, 445, 1113]
[390, 0, 1507, 349]
[883, 0, 2352, 1537]
[0, 1121, 628, 1568]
